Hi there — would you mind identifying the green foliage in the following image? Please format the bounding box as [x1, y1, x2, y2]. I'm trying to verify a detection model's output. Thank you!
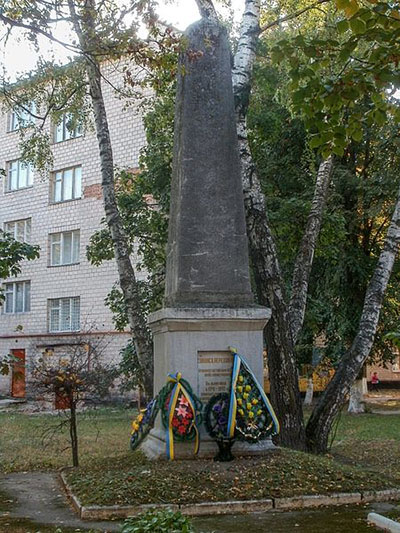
[1, 59, 90, 174]
[0, 229, 39, 283]
[120, 509, 193, 533]
[270, 1, 400, 158]
[250, 49, 395, 368]
[118, 339, 143, 392]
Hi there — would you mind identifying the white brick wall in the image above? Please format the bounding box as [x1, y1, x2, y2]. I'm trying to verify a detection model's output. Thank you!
[0, 61, 147, 398]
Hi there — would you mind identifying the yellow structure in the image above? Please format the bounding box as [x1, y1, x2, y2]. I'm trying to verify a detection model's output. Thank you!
[264, 365, 335, 394]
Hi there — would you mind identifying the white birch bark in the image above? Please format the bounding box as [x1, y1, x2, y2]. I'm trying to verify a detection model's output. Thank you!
[194, 0, 219, 21]
[307, 183, 400, 451]
[289, 156, 334, 344]
[232, 0, 306, 449]
[348, 379, 365, 414]
[304, 377, 314, 406]
[67, 1, 154, 398]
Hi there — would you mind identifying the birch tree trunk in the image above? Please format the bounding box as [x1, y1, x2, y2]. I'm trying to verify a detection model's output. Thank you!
[289, 156, 333, 344]
[306, 184, 400, 452]
[304, 377, 314, 406]
[348, 379, 365, 414]
[68, 1, 154, 398]
[231, 0, 335, 449]
[232, 0, 306, 449]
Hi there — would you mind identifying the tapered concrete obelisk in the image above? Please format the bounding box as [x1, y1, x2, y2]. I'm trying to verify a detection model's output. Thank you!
[165, 20, 254, 308]
[143, 19, 271, 459]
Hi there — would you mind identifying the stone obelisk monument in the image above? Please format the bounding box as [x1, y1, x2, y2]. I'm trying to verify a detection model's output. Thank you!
[143, 18, 271, 458]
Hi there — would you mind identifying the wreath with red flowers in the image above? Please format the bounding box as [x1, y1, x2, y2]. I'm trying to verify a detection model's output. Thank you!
[160, 377, 202, 443]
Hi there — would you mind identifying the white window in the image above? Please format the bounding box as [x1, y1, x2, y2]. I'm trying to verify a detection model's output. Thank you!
[4, 281, 31, 314]
[50, 230, 80, 266]
[48, 297, 80, 332]
[9, 103, 36, 131]
[4, 218, 31, 243]
[6, 160, 34, 191]
[52, 166, 82, 203]
[54, 113, 82, 143]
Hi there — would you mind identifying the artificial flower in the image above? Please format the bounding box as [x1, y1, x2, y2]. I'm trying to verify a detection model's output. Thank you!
[249, 412, 254, 419]
[237, 398, 243, 406]
[237, 386, 243, 393]
[246, 403, 252, 410]
[176, 405, 188, 417]
[238, 376, 244, 383]
[245, 385, 251, 392]
[238, 409, 244, 415]
[179, 396, 190, 407]
[252, 399, 258, 405]
[243, 393, 249, 399]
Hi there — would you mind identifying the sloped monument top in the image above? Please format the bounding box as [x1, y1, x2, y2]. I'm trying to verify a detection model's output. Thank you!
[165, 19, 254, 307]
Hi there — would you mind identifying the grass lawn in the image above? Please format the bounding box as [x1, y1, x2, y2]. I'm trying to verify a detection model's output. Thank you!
[0, 407, 133, 472]
[1, 405, 400, 507]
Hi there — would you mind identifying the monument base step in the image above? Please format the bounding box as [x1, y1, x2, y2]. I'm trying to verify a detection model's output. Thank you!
[141, 428, 275, 461]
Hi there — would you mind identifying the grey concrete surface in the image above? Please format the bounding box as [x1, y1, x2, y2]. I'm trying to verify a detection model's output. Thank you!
[0, 471, 120, 531]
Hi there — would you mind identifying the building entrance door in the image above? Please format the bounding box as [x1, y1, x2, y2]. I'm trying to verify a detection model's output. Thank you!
[11, 349, 26, 398]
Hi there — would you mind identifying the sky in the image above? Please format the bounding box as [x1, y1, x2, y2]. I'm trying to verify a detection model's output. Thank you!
[0, 0, 244, 82]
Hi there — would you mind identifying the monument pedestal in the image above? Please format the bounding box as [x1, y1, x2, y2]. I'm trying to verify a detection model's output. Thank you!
[141, 307, 273, 460]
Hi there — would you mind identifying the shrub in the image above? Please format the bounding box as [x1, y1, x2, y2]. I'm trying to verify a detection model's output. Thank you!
[120, 509, 193, 533]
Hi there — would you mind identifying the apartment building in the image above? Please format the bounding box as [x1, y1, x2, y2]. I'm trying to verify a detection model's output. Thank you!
[0, 62, 147, 400]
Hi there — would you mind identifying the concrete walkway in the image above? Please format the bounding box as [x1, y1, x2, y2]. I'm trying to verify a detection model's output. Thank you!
[1, 471, 121, 531]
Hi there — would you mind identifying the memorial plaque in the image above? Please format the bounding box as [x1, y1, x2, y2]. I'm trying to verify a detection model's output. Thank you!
[198, 351, 233, 402]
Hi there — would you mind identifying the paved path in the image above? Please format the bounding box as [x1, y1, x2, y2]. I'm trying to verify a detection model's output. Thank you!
[1, 471, 120, 531]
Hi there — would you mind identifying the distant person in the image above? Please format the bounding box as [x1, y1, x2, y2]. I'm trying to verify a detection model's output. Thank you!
[371, 371, 379, 392]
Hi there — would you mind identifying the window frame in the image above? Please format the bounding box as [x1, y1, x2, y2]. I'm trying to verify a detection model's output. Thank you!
[8, 103, 36, 132]
[51, 166, 82, 203]
[6, 159, 34, 192]
[4, 218, 32, 243]
[49, 230, 80, 266]
[48, 296, 80, 333]
[3, 281, 31, 314]
[54, 113, 83, 143]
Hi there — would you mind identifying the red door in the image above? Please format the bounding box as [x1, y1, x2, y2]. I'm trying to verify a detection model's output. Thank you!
[11, 349, 26, 398]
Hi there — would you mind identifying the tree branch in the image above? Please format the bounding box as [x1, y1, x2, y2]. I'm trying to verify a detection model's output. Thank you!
[289, 155, 334, 344]
[0, 12, 80, 53]
[194, 0, 219, 22]
[260, 0, 331, 34]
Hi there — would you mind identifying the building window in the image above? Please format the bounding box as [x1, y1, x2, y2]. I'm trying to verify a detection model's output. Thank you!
[48, 297, 80, 332]
[8, 103, 36, 131]
[6, 160, 34, 191]
[50, 230, 80, 266]
[52, 166, 82, 203]
[4, 281, 31, 314]
[54, 113, 82, 143]
[4, 218, 31, 243]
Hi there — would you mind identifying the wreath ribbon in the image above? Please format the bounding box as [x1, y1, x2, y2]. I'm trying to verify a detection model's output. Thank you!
[166, 372, 200, 460]
[226, 347, 280, 438]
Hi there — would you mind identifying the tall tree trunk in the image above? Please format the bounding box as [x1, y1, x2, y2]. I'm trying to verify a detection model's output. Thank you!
[304, 377, 314, 406]
[348, 379, 365, 414]
[306, 184, 400, 452]
[238, 121, 306, 448]
[289, 156, 334, 344]
[68, 1, 153, 398]
[232, 0, 305, 449]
